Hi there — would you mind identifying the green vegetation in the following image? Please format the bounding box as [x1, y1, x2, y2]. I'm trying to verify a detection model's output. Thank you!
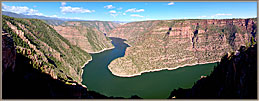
[3, 19, 30, 49]
[2, 15, 92, 83]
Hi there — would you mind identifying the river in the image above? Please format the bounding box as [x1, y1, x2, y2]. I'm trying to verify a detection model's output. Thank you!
[82, 37, 217, 99]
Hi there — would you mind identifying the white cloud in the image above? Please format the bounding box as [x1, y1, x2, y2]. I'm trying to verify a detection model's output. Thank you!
[104, 5, 115, 9]
[110, 14, 118, 17]
[61, 2, 66, 6]
[2, 4, 43, 15]
[215, 13, 232, 16]
[60, 6, 95, 13]
[109, 10, 118, 17]
[109, 10, 116, 13]
[130, 14, 144, 17]
[117, 7, 122, 10]
[125, 8, 144, 13]
[168, 2, 174, 5]
[123, 13, 126, 15]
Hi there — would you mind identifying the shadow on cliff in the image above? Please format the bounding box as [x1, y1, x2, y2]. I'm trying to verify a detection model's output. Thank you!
[168, 44, 257, 99]
[2, 53, 141, 99]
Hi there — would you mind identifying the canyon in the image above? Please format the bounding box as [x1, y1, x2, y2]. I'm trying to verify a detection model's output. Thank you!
[107, 19, 257, 77]
[2, 13, 257, 99]
[2, 15, 138, 99]
[2, 15, 118, 86]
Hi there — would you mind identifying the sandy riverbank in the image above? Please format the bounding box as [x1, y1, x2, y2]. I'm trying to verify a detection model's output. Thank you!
[109, 60, 220, 77]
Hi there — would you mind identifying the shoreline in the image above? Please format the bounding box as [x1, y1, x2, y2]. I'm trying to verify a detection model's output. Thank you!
[108, 60, 220, 78]
[78, 45, 115, 86]
[78, 56, 93, 86]
[123, 41, 132, 47]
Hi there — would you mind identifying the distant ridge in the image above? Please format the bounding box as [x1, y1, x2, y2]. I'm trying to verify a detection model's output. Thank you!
[2, 11, 83, 21]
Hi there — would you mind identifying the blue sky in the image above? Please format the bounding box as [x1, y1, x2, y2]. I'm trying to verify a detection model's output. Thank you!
[2, 2, 257, 21]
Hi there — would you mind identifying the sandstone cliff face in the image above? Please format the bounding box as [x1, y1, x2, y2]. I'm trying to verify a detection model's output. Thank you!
[53, 21, 116, 53]
[108, 18, 257, 76]
[2, 15, 91, 83]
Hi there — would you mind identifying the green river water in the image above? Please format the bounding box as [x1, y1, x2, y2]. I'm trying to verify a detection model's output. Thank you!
[82, 37, 217, 99]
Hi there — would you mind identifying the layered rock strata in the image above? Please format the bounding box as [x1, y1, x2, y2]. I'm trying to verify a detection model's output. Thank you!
[108, 19, 257, 77]
[53, 21, 118, 53]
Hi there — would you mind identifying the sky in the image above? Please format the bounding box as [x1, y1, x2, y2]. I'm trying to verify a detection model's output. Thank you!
[2, 2, 257, 22]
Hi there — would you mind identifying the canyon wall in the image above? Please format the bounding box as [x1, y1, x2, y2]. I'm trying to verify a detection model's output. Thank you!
[107, 18, 257, 77]
[52, 21, 118, 53]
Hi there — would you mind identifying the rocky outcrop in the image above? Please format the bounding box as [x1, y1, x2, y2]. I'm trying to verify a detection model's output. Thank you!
[168, 44, 257, 99]
[108, 18, 257, 77]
